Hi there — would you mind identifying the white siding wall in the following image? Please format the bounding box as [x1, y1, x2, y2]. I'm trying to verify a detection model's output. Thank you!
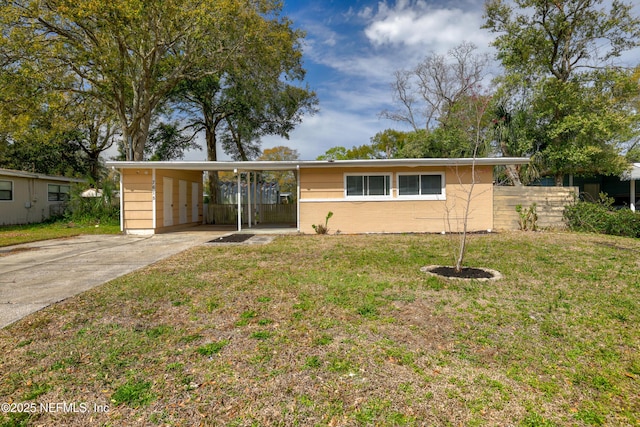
[0, 174, 74, 225]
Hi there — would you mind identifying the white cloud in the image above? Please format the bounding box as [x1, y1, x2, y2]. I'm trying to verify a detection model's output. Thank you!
[363, 1, 493, 54]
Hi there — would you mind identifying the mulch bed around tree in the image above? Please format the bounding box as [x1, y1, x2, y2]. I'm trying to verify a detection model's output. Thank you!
[208, 234, 255, 244]
[421, 265, 502, 281]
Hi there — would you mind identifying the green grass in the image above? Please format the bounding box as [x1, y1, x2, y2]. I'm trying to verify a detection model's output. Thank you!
[0, 231, 638, 426]
[0, 220, 121, 247]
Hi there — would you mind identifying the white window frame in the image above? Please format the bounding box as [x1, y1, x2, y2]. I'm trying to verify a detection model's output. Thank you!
[0, 180, 13, 202]
[396, 172, 446, 200]
[344, 173, 393, 200]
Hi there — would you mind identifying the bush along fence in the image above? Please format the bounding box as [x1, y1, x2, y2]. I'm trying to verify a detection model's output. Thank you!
[564, 193, 640, 238]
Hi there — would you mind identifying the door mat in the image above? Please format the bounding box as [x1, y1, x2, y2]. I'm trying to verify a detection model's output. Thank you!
[208, 234, 255, 243]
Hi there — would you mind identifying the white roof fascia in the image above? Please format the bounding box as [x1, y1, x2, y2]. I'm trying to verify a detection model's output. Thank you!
[105, 157, 531, 172]
[0, 168, 85, 183]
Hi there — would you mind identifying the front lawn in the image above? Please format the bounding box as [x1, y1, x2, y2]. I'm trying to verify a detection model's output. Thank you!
[0, 221, 121, 248]
[0, 232, 638, 426]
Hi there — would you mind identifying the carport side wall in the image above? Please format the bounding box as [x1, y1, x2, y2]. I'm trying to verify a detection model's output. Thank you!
[122, 169, 154, 233]
[298, 165, 494, 234]
[154, 169, 203, 233]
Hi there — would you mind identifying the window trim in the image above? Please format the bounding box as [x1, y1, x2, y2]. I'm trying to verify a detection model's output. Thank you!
[0, 179, 13, 202]
[396, 172, 446, 200]
[344, 173, 393, 200]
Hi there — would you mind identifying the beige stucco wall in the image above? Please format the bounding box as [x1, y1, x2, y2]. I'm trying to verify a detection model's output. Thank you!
[121, 168, 203, 233]
[299, 165, 494, 234]
[0, 173, 75, 225]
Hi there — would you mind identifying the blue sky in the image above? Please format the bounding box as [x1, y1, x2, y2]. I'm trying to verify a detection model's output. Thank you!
[195, 0, 640, 161]
[202, 0, 495, 161]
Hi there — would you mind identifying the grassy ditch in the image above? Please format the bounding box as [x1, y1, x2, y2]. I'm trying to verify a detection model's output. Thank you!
[0, 232, 638, 426]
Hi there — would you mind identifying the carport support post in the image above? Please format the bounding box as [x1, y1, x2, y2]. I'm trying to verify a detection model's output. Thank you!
[631, 179, 636, 212]
[235, 169, 241, 231]
[116, 168, 124, 232]
[253, 173, 258, 223]
[296, 165, 300, 232]
[248, 171, 252, 228]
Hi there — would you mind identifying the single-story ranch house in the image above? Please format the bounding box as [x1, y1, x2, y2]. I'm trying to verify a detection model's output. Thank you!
[106, 158, 531, 235]
[0, 168, 85, 226]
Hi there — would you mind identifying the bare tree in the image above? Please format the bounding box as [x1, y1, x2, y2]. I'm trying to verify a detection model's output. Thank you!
[382, 42, 490, 132]
[444, 90, 493, 272]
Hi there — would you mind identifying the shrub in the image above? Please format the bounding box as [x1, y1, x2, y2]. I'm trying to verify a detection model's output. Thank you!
[312, 211, 333, 234]
[516, 203, 538, 231]
[564, 193, 640, 238]
[65, 179, 119, 225]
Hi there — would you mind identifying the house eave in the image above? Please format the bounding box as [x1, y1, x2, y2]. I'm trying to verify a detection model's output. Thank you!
[0, 168, 85, 183]
[106, 157, 531, 172]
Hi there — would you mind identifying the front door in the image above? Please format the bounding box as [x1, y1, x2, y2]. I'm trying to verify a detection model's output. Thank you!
[163, 177, 173, 227]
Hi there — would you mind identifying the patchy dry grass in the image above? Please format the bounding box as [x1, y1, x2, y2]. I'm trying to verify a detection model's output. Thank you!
[0, 232, 638, 426]
[0, 222, 121, 248]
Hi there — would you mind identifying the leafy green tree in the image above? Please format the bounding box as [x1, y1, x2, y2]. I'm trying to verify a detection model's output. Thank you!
[0, 133, 88, 178]
[369, 129, 407, 158]
[489, 104, 540, 185]
[67, 100, 120, 182]
[168, 14, 317, 200]
[145, 122, 199, 161]
[484, 0, 640, 184]
[627, 144, 640, 162]
[316, 144, 378, 160]
[258, 146, 300, 195]
[1, 0, 290, 161]
[316, 146, 349, 161]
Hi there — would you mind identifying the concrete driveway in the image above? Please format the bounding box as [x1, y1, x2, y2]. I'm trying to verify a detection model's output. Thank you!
[0, 229, 226, 328]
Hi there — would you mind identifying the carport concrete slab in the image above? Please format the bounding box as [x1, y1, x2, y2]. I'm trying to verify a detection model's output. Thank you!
[0, 230, 226, 329]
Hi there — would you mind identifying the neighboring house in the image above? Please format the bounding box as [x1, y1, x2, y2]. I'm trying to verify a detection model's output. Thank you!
[534, 163, 640, 211]
[0, 168, 85, 226]
[106, 158, 530, 235]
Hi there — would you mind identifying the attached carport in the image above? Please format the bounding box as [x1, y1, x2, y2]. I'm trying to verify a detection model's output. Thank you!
[107, 160, 301, 234]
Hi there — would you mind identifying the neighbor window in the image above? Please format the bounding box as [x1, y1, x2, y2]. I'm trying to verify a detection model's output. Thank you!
[345, 174, 391, 198]
[0, 180, 12, 201]
[397, 173, 445, 199]
[48, 184, 70, 201]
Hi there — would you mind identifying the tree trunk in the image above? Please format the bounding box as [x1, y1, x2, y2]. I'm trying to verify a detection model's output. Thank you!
[131, 110, 152, 161]
[504, 164, 523, 186]
[206, 127, 219, 206]
[555, 173, 564, 186]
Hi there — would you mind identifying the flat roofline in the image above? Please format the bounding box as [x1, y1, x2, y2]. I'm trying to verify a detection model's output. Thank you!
[106, 157, 531, 171]
[0, 168, 85, 183]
